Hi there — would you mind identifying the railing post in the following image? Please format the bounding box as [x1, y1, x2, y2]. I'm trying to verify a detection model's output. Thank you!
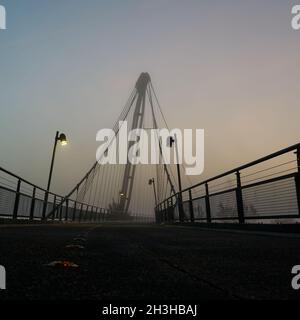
[85, 205, 89, 222]
[165, 201, 168, 222]
[178, 192, 185, 222]
[72, 201, 77, 221]
[167, 199, 170, 222]
[79, 203, 83, 222]
[165, 200, 168, 223]
[168, 198, 173, 222]
[42, 192, 49, 221]
[205, 183, 211, 223]
[295, 146, 300, 216]
[236, 171, 245, 224]
[29, 187, 36, 222]
[13, 179, 21, 221]
[65, 199, 69, 221]
[52, 195, 56, 221]
[159, 203, 164, 223]
[90, 206, 94, 222]
[95, 208, 99, 222]
[96, 208, 99, 222]
[59, 199, 63, 221]
[188, 189, 195, 222]
[169, 196, 174, 222]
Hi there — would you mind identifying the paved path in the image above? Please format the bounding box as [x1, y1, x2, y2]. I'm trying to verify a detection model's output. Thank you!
[0, 223, 299, 300]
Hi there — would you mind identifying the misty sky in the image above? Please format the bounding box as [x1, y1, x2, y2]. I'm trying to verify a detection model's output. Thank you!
[0, 0, 299, 195]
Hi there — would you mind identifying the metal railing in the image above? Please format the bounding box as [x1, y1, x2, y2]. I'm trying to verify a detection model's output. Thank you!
[0, 166, 109, 223]
[155, 143, 300, 224]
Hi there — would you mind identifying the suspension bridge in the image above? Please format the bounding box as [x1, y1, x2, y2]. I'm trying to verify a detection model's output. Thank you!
[0, 73, 300, 300]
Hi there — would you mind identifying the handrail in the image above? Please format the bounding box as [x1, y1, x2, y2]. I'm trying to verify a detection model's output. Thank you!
[0, 166, 58, 197]
[157, 143, 300, 206]
[156, 142, 300, 224]
[0, 165, 109, 222]
[0, 165, 109, 209]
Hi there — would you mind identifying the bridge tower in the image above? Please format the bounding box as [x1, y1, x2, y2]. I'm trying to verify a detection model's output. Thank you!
[47, 72, 176, 222]
[118, 73, 151, 214]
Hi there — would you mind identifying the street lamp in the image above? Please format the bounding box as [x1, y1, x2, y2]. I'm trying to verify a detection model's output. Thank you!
[42, 131, 68, 220]
[47, 131, 68, 192]
[58, 133, 68, 147]
[148, 178, 158, 207]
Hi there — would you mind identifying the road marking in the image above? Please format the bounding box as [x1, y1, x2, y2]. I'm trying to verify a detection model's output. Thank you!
[73, 237, 87, 242]
[45, 260, 79, 268]
[65, 244, 85, 250]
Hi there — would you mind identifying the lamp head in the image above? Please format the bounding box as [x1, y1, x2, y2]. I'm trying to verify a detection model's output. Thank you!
[58, 133, 68, 146]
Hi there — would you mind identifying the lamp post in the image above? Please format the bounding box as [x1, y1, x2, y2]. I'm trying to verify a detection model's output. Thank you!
[47, 131, 68, 192]
[168, 135, 185, 222]
[149, 178, 159, 224]
[148, 178, 158, 207]
[42, 131, 68, 220]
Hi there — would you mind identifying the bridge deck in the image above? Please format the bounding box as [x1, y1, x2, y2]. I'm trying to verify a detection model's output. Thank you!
[0, 223, 299, 300]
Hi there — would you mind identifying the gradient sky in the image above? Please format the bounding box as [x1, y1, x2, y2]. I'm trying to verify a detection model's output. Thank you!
[0, 0, 299, 195]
